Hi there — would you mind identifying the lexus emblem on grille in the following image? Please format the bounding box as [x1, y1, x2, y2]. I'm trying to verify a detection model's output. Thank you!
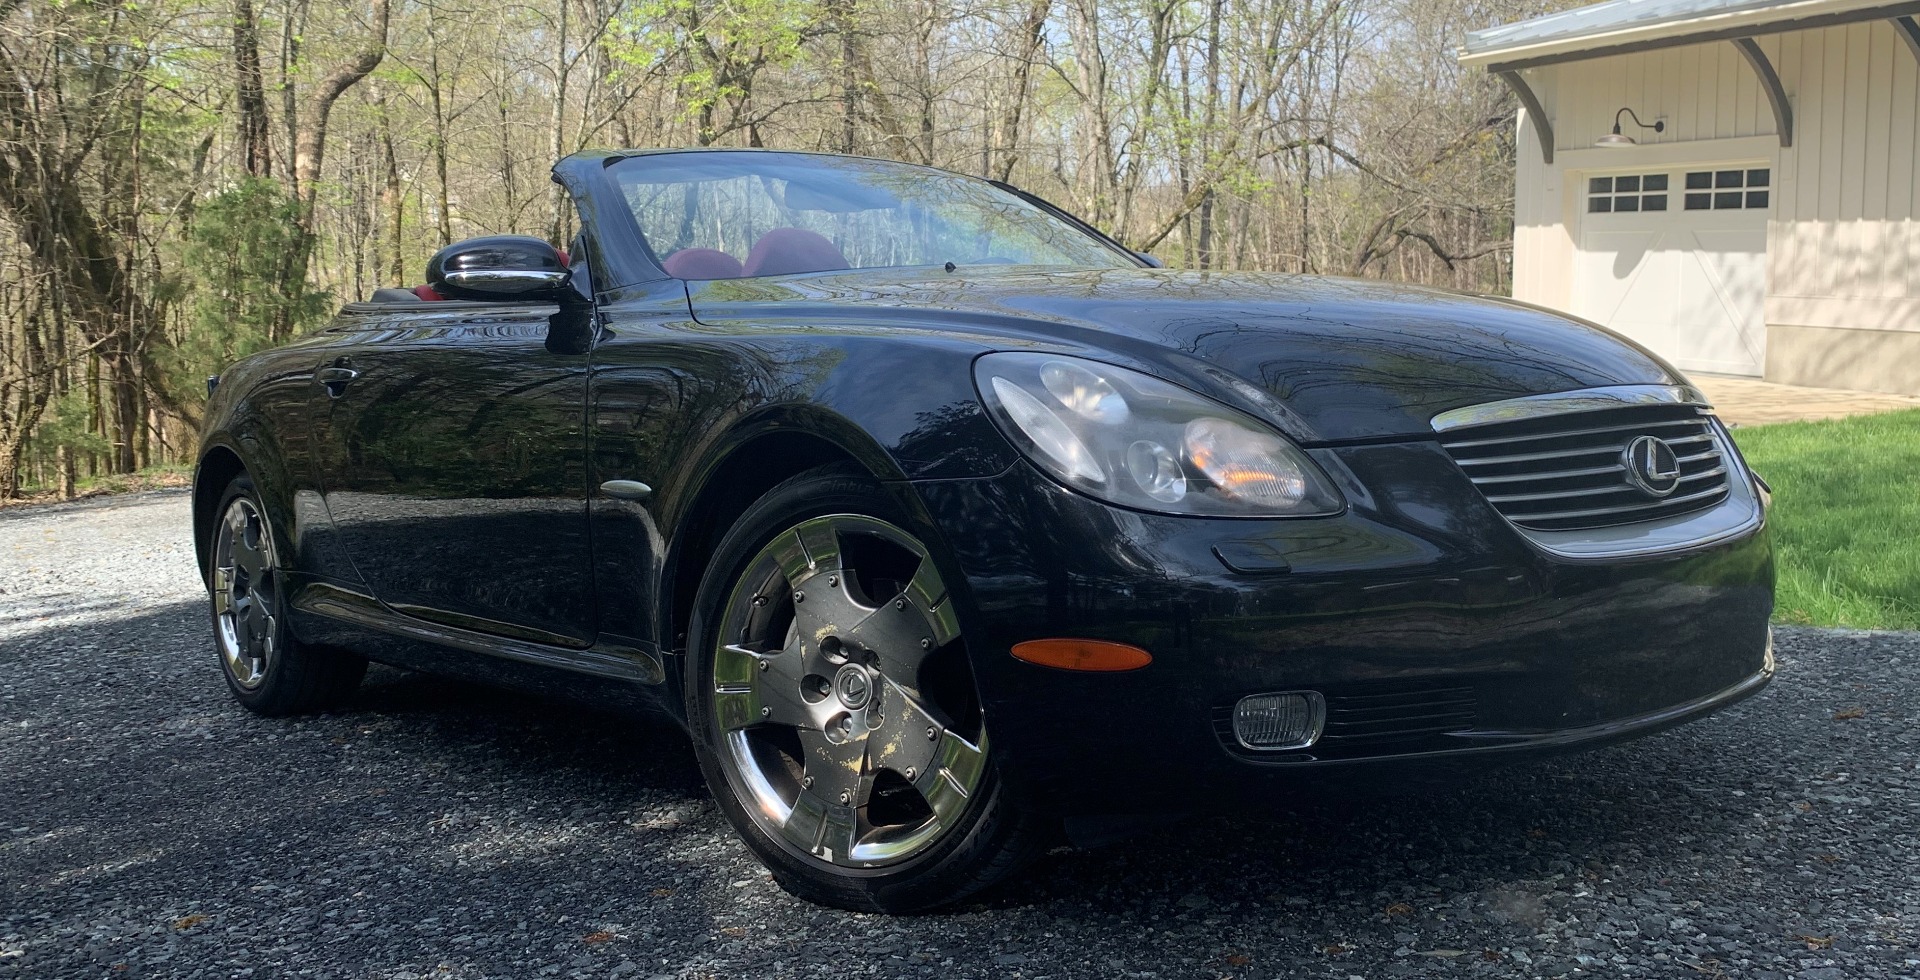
[1623, 434, 1683, 498]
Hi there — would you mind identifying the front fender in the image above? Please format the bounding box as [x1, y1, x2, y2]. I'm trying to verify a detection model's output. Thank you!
[192, 348, 362, 599]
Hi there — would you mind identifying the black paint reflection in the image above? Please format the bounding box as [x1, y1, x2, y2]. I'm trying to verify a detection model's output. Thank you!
[690, 267, 1681, 442]
[310, 306, 596, 646]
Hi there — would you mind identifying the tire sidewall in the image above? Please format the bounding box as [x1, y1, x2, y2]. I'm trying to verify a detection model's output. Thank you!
[684, 467, 1026, 911]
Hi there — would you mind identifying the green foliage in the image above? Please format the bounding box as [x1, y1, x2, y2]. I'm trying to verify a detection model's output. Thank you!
[607, 0, 818, 131]
[170, 178, 331, 381]
[25, 387, 111, 472]
[1732, 410, 1920, 630]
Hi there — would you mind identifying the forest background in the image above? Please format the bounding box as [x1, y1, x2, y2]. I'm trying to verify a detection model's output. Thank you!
[0, 0, 1567, 497]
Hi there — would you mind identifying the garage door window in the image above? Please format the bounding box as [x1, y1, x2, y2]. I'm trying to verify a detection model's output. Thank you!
[1684, 169, 1769, 210]
[1587, 173, 1669, 213]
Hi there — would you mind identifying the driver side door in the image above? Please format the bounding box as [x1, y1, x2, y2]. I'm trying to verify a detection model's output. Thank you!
[309, 302, 597, 648]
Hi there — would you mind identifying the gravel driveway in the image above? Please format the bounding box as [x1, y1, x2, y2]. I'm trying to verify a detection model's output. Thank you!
[3, 491, 1916, 980]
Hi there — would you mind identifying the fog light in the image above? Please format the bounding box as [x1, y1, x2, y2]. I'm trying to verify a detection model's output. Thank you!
[1232, 692, 1325, 751]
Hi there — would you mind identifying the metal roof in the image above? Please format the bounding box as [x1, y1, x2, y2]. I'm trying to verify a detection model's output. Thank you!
[1460, 0, 1906, 67]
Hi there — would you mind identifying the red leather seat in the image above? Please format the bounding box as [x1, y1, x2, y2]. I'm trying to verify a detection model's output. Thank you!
[742, 229, 849, 278]
[662, 248, 746, 280]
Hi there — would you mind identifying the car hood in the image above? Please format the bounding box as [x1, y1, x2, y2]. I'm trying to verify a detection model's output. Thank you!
[684, 267, 1683, 443]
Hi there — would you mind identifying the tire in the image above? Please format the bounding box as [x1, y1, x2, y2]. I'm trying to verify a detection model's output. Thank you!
[206, 474, 367, 715]
[686, 466, 1048, 912]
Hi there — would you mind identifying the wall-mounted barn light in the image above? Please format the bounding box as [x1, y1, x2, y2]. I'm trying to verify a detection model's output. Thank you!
[1595, 107, 1664, 147]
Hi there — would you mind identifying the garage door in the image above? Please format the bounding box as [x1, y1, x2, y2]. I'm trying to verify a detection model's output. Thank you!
[1570, 167, 1770, 377]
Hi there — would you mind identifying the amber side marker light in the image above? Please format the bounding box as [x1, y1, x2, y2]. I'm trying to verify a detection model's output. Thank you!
[1010, 639, 1153, 672]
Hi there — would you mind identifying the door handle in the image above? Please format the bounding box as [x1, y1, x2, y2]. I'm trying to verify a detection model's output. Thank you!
[316, 365, 360, 398]
[600, 479, 652, 501]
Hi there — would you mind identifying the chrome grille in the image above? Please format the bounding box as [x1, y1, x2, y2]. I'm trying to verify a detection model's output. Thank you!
[1439, 402, 1731, 531]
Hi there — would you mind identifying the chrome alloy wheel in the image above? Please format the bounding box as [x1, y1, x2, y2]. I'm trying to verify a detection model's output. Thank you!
[212, 496, 279, 690]
[711, 514, 987, 868]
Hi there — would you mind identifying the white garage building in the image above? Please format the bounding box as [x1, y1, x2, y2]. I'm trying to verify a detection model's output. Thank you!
[1461, 0, 1920, 395]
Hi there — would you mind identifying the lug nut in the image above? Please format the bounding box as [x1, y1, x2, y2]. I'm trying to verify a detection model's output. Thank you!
[926, 726, 938, 740]
[803, 775, 814, 788]
[920, 637, 932, 649]
[828, 575, 838, 587]
[760, 706, 771, 717]
[838, 791, 850, 804]
[753, 595, 768, 607]
[905, 767, 917, 779]
[895, 598, 907, 610]
[757, 660, 769, 671]
[793, 590, 805, 603]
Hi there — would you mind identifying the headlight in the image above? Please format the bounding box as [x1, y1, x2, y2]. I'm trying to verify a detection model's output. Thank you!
[974, 352, 1343, 517]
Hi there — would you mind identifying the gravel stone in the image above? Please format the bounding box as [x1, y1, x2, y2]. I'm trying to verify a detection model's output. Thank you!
[3, 490, 1919, 978]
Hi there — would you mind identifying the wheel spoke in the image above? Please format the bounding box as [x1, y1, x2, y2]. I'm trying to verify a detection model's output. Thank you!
[815, 799, 861, 864]
[767, 520, 843, 586]
[778, 790, 863, 863]
[863, 678, 942, 781]
[913, 729, 988, 823]
[902, 559, 962, 647]
[716, 642, 822, 732]
[232, 533, 266, 584]
[842, 600, 932, 688]
[789, 571, 876, 661]
[247, 585, 273, 642]
[797, 728, 869, 807]
[713, 685, 815, 732]
[714, 642, 766, 688]
[211, 566, 234, 615]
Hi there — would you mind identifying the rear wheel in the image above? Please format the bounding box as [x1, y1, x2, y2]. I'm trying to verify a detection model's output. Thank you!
[207, 475, 366, 715]
[687, 468, 1045, 912]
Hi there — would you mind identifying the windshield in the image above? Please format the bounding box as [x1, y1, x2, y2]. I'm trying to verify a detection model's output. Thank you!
[608, 152, 1135, 280]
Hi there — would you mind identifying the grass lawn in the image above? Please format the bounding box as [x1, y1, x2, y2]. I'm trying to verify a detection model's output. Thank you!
[1732, 408, 1920, 630]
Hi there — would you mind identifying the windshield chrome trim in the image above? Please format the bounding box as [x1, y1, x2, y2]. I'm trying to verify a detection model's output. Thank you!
[1430, 384, 1710, 433]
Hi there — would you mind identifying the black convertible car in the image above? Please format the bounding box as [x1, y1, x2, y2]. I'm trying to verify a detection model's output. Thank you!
[195, 148, 1774, 912]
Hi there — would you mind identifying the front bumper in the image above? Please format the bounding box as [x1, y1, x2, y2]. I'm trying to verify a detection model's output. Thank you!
[910, 440, 1775, 817]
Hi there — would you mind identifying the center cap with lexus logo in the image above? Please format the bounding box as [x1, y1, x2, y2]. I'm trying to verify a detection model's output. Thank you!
[1622, 434, 1683, 497]
[834, 664, 874, 711]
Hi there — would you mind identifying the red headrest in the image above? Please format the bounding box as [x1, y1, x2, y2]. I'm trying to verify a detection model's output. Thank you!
[412, 284, 447, 302]
[742, 228, 849, 278]
[662, 248, 745, 280]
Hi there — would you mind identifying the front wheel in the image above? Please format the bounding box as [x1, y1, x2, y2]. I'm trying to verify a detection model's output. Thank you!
[206, 475, 366, 715]
[687, 468, 1046, 912]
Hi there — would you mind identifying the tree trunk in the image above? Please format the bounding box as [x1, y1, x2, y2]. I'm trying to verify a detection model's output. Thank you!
[546, 0, 571, 242]
[426, 6, 453, 243]
[1195, 0, 1223, 269]
[280, 0, 389, 338]
[292, 0, 390, 215]
[374, 82, 403, 283]
[991, 0, 1049, 182]
[232, 0, 272, 177]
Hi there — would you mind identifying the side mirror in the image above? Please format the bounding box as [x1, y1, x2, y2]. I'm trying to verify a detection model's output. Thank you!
[427, 235, 570, 299]
[1134, 252, 1165, 268]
